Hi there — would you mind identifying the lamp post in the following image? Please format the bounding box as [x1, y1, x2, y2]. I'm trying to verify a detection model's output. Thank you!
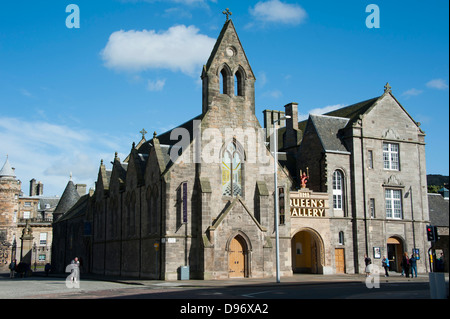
[273, 115, 290, 283]
[33, 242, 37, 271]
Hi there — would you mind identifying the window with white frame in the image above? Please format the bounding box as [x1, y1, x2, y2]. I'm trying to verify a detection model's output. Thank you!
[39, 232, 47, 246]
[383, 143, 399, 170]
[333, 170, 344, 210]
[23, 211, 31, 219]
[385, 189, 402, 219]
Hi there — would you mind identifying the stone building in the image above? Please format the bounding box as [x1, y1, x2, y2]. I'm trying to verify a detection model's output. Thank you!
[265, 83, 431, 274]
[0, 156, 21, 270]
[0, 156, 60, 271]
[53, 19, 292, 280]
[52, 18, 432, 279]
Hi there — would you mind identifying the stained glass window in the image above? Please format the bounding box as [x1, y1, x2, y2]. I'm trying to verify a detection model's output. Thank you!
[222, 141, 242, 196]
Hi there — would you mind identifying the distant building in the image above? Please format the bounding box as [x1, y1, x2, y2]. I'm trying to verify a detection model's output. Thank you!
[0, 156, 60, 271]
[428, 193, 449, 272]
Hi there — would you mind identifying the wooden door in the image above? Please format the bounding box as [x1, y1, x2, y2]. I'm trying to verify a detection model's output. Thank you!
[229, 237, 245, 278]
[335, 248, 345, 274]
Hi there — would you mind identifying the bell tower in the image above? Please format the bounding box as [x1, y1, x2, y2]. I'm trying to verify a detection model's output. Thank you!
[201, 18, 256, 116]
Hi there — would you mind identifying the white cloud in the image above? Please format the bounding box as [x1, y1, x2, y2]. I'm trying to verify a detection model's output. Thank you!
[249, 0, 308, 25]
[426, 78, 449, 90]
[0, 117, 130, 196]
[402, 88, 423, 98]
[147, 79, 166, 91]
[100, 25, 216, 77]
[299, 104, 346, 121]
[20, 88, 33, 98]
[263, 89, 283, 99]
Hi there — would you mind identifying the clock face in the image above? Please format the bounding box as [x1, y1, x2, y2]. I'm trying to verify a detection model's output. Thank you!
[226, 46, 236, 57]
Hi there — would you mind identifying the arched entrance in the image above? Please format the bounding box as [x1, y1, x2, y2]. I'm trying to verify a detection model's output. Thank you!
[291, 229, 324, 274]
[387, 236, 404, 272]
[228, 235, 248, 278]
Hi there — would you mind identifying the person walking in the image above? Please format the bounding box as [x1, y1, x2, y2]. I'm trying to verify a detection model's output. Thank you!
[364, 254, 372, 277]
[401, 252, 410, 278]
[409, 253, 417, 278]
[382, 256, 390, 277]
[9, 259, 16, 278]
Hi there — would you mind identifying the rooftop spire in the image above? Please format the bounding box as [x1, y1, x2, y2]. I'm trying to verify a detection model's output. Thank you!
[0, 155, 16, 178]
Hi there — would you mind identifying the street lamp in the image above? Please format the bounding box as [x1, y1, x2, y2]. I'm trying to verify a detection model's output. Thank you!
[33, 242, 37, 271]
[273, 115, 291, 283]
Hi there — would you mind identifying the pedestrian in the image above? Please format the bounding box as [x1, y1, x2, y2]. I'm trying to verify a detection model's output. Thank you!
[436, 253, 444, 272]
[71, 256, 80, 265]
[409, 253, 417, 278]
[364, 254, 372, 277]
[9, 259, 16, 278]
[401, 252, 410, 278]
[44, 263, 51, 276]
[382, 256, 390, 277]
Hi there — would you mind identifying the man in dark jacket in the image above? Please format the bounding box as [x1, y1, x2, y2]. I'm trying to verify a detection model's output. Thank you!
[9, 259, 16, 278]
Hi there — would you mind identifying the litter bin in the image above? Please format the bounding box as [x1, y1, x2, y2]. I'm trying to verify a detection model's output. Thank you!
[180, 266, 189, 280]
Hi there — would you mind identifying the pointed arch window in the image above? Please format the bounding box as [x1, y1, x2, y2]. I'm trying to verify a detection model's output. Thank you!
[222, 140, 243, 197]
[234, 68, 245, 96]
[219, 64, 232, 95]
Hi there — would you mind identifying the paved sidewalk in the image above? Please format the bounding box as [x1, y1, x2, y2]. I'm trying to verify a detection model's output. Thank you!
[6, 271, 440, 288]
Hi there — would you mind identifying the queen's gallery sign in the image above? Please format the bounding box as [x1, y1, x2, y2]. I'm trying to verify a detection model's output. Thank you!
[289, 190, 329, 218]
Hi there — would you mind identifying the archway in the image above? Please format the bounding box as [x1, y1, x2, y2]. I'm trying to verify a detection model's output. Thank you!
[387, 236, 404, 272]
[291, 229, 324, 274]
[227, 235, 249, 278]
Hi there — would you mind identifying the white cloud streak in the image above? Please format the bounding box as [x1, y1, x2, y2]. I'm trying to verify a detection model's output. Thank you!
[249, 0, 308, 25]
[298, 104, 346, 121]
[100, 25, 216, 77]
[402, 88, 423, 98]
[426, 78, 449, 90]
[0, 117, 130, 196]
[147, 79, 166, 91]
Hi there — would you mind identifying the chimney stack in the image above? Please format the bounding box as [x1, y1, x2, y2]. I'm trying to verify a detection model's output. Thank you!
[75, 184, 87, 197]
[283, 102, 300, 150]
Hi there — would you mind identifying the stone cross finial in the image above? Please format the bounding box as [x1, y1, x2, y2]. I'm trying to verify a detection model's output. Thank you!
[384, 82, 392, 93]
[222, 8, 232, 21]
[140, 128, 147, 139]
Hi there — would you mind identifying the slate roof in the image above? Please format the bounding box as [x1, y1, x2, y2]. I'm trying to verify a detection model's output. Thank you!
[0, 156, 15, 178]
[428, 193, 449, 227]
[324, 97, 380, 127]
[54, 194, 88, 223]
[53, 180, 81, 219]
[309, 114, 350, 153]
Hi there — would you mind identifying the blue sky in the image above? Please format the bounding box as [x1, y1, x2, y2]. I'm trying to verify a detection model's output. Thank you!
[0, 0, 448, 196]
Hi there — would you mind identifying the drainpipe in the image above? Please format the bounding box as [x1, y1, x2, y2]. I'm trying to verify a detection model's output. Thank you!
[360, 124, 369, 259]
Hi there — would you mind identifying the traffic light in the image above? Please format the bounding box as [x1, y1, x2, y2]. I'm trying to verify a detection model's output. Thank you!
[433, 226, 439, 241]
[426, 225, 436, 242]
